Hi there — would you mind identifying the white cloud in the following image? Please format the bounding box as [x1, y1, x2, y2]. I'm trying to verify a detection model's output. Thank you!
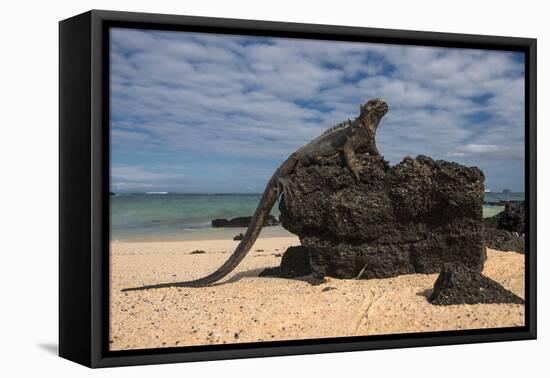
[447, 143, 524, 160]
[111, 182, 163, 190]
[111, 166, 183, 182]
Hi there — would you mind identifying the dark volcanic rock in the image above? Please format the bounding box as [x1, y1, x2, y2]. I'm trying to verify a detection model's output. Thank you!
[488, 202, 525, 233]
[499, 202, 525, 233]
[228, 216, 255, 227]
[278, 154, 486, 279]
[278, 246, 313, 277]
[259, 246, 313, 278]
[428, 263, 524, 305]
[233, 233, 244, 241]
[484, 229, 525, 253]
[212, 215, 279, 228]
[211, 218, 229, 227]
[483, 202, 525, 253]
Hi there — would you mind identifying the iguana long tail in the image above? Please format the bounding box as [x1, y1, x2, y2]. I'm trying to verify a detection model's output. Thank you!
[122, 153, 300, 291]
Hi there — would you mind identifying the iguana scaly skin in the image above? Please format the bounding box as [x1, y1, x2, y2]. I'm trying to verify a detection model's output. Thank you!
[123, 98, 388, 291]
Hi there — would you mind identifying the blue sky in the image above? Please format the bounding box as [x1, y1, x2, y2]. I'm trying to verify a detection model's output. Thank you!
[110, 28, 525, 193]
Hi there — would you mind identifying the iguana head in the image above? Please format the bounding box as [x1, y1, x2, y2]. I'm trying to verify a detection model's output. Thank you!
[359, 98, 388, 129]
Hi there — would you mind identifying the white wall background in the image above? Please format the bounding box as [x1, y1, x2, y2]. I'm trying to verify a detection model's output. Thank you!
[0, 0, 546, 376]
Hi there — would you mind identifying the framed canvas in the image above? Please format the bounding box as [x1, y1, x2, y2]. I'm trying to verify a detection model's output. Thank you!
[59, 10, 537, 368]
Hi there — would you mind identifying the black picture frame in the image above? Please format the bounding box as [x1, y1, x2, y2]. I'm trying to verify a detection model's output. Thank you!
[59, 9, 537, 368]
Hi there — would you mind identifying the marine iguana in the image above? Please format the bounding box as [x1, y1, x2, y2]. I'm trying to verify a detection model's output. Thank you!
[122, 98, 388, 291]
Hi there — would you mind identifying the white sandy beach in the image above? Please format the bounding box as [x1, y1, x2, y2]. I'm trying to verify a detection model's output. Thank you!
[109, 236, 524, 351]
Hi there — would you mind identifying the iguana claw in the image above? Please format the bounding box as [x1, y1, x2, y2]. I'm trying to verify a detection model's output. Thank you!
[277, 176, 295, 205]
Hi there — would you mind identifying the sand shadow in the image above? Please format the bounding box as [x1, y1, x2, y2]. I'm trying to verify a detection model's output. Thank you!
[122, 267, 271, 291]
[122, 267, 323, 291]
[218, 268, 319, 285]
[214, 268, 266, 285]
[38, 343, 58, 355]
[416, 288, 433, 299]
[254, 266, 325, 285]
[221, 268, 324, 286]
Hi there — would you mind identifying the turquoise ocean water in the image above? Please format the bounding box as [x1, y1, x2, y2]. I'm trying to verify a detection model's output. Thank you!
[110, 193, 283, 242]
[111, 192, 524, 242]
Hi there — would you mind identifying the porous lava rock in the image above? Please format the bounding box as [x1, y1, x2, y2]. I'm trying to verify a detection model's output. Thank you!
[212, 215, 279, 228]
[428, 262, 524, 305]
[259, 246, 313, 278]
[484, 202, 525, 253]
[277, 153, 486, 279]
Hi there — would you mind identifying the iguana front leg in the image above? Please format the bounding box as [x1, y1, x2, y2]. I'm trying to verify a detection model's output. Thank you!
[368, 139, 380, 156]
[343, 142, 361, 184]
[275, 152, 301, 204]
